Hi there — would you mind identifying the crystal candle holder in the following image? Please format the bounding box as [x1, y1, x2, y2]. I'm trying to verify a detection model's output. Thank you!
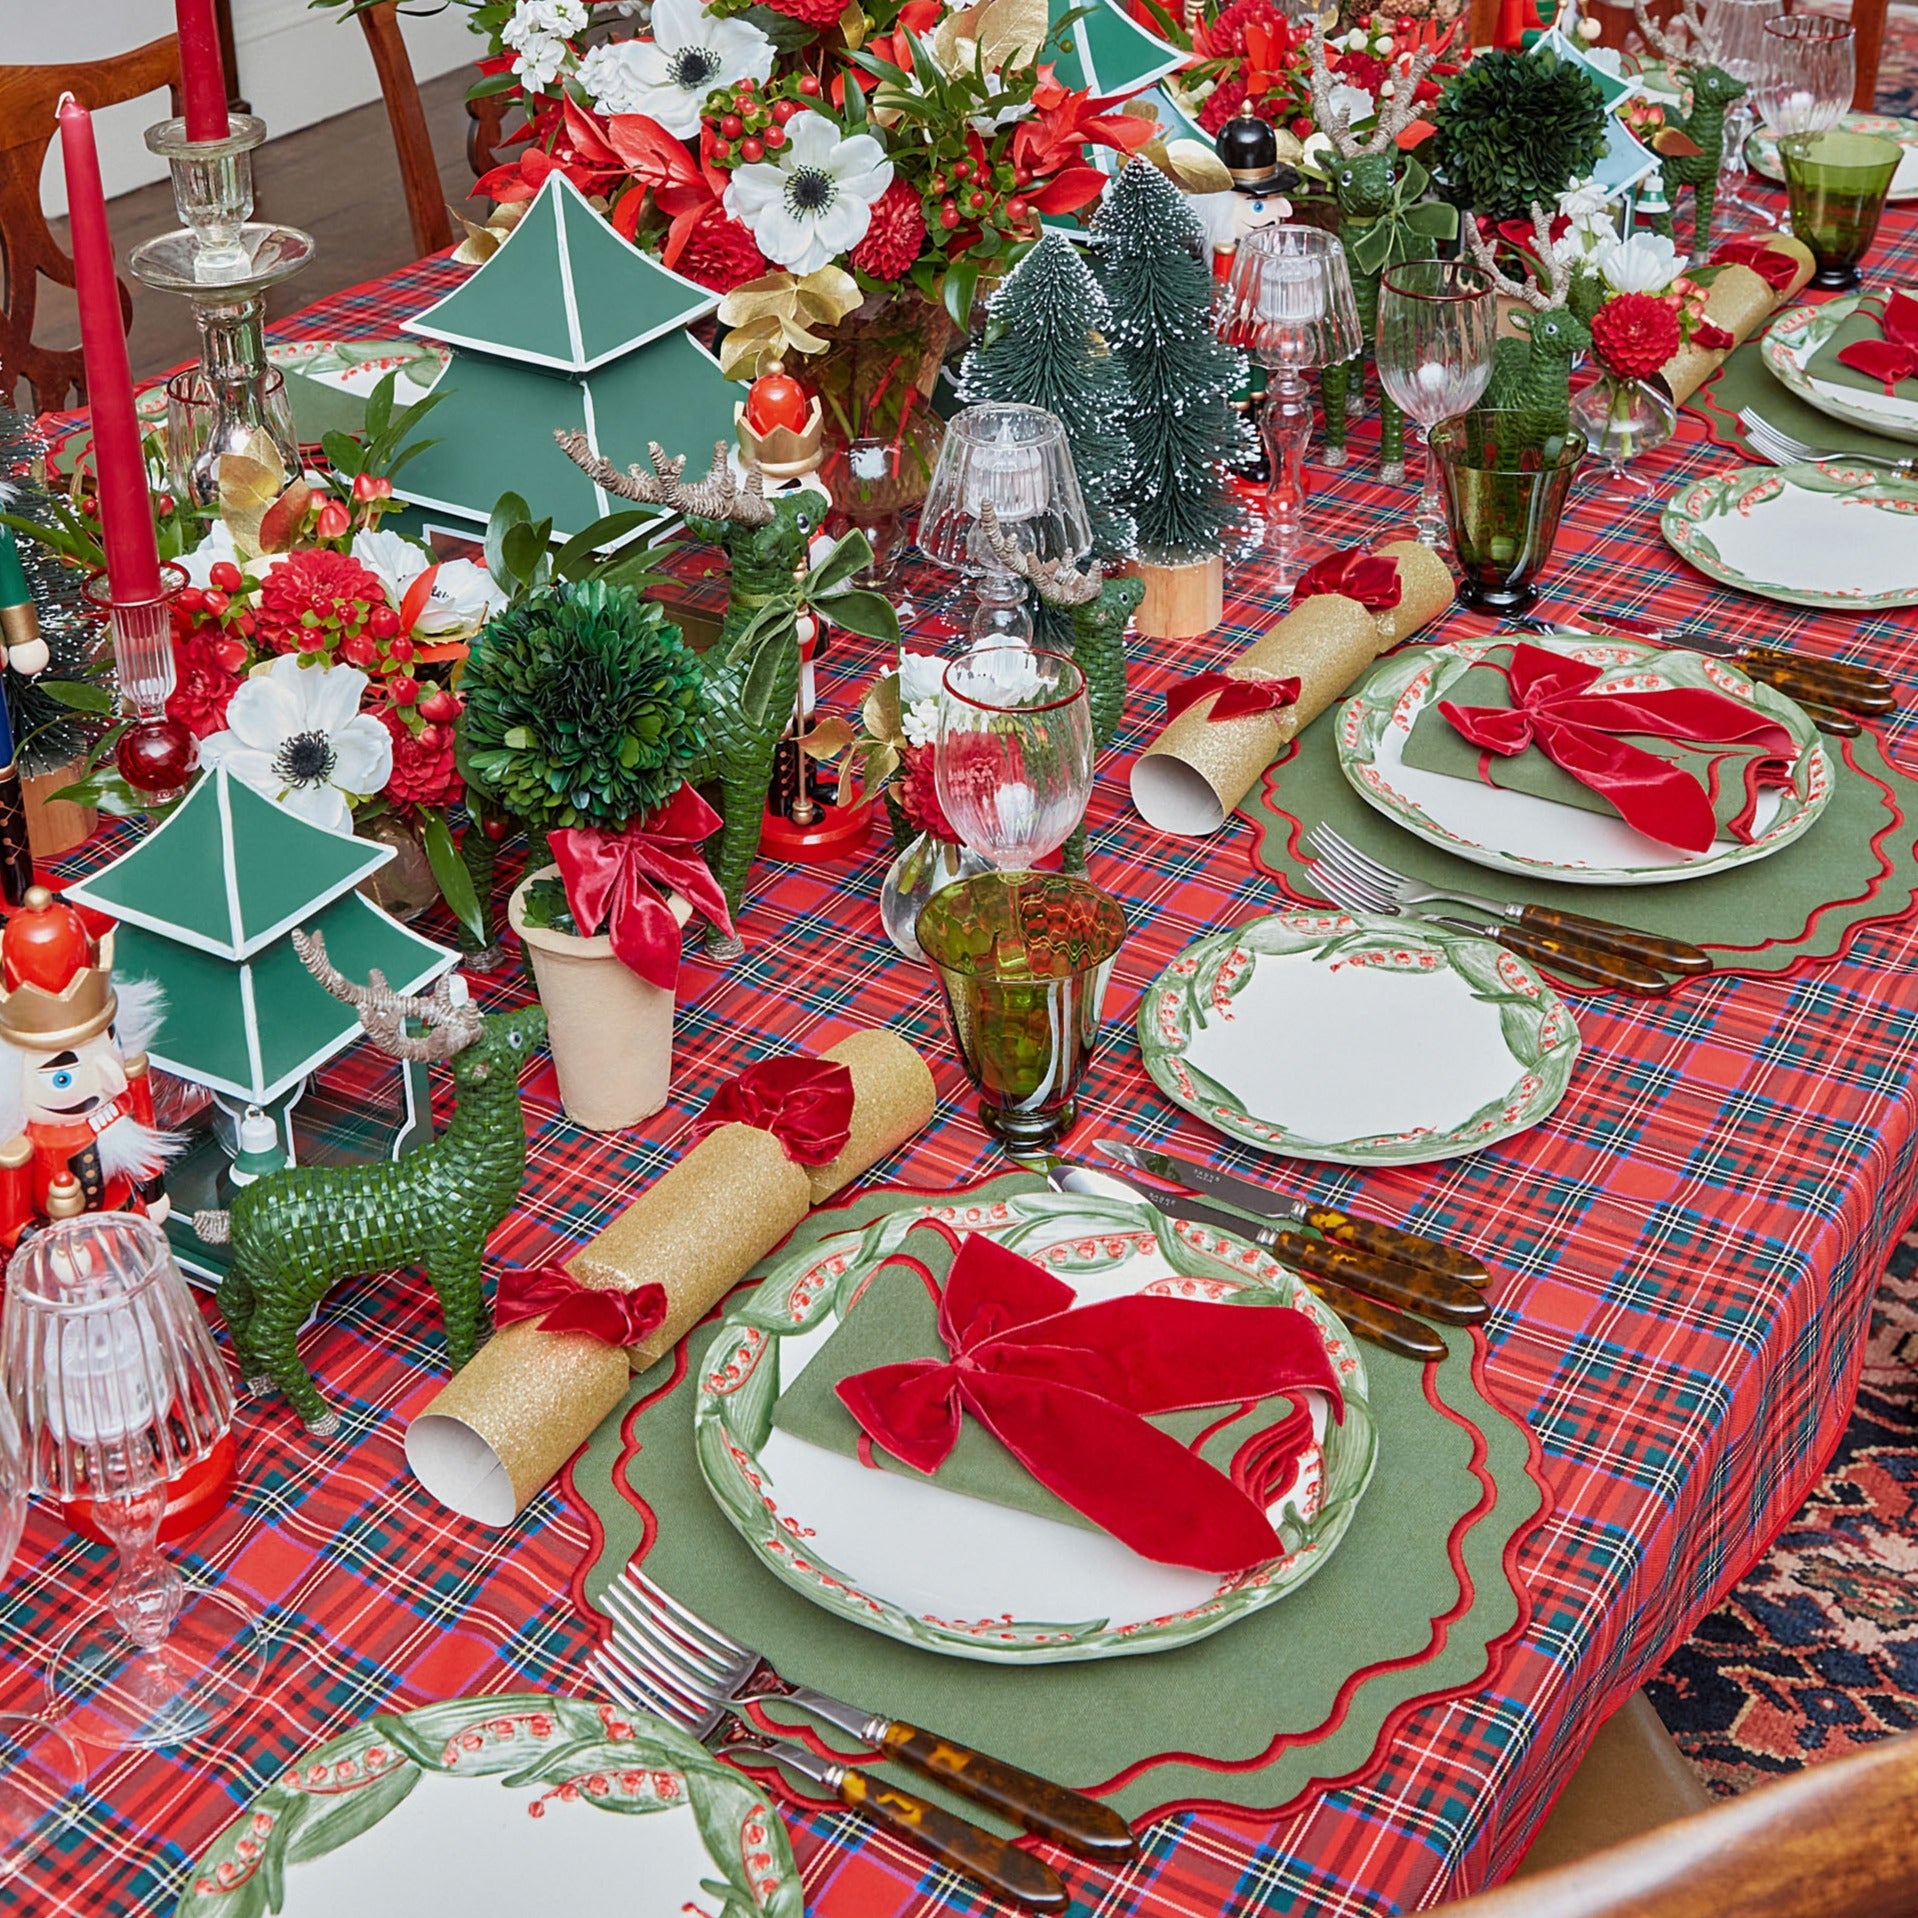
[144, 114, 267, 283]
[83, 566, 198, 801]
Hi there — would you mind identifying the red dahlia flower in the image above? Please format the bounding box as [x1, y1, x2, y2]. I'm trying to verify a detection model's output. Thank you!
[1590, 292, 1682, 383]
[253, 550, 393, 659]
[678, 212, 767, 292]
[379, 707, 466, 811]
[758, 0, 845, 25]
[166, 632, 244, 739]
[897, 744, 957, 843]
[852, 180, 928, 281]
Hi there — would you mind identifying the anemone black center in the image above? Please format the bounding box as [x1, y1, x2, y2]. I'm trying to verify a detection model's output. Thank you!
[785, 166, 835, 213]
[672, 47, 719, 88]
[275, 730, 338, 787]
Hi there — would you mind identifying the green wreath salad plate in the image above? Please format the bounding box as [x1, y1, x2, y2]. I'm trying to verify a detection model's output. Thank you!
[175, 1694, 801, 1918]
[1339, 638, 1832, 881]
[1761, 293, 1918, 444]
[693, 1187, 1376, 1663]
[1139, 912, 1579, 1165]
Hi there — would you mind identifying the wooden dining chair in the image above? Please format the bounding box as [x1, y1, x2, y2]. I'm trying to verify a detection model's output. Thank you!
[354, 1, 456, 260]
[1440, 1722, 1918, 1915]
[0, 35, 181, 413]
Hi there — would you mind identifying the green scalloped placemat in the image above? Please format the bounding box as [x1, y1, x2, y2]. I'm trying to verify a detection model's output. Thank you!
[1685, 333, 1916, 465]
[1243, 697, 1918, 980]
[567, 1172, 1545, 1827]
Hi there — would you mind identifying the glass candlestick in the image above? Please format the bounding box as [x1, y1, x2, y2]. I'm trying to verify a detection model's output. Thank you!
[143, 115, 267, 282]
[83, 568, 197, 802]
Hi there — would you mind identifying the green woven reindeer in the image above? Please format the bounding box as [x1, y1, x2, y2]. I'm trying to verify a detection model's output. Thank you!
[195, 935, 546, 1437]
[1307, 20, 1456, 480]
[1464, 206, 1592, 442]
[1633, 0, 1747, 257]
[556, 438, 895, 957]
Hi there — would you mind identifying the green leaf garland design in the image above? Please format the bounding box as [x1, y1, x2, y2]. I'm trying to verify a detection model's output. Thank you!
[1137, 912, 1580, 1165]
[1760, 291, 1918, 445]
[693, 1191, 1376, 1664]
[175, 1695, 802, 1918]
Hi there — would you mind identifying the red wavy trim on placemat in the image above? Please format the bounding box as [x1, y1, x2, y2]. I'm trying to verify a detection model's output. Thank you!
[1688, 364, 1759, 458]
[1246, 732, 1916, 985]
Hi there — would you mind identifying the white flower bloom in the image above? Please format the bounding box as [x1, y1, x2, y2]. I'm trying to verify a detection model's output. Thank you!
[506, 29, 569, 91]
[901, 699, 941, 748]
[1326, 81, 1375, 124]
[899, 652, 946, 705]
[197, 656, 393, 836]
[724, 110, 892, 276]
[1298, 130, 1336, 177]
[349, 529, 507, 636]
[591, 0, 773, 137]
[1342, 28, 1369, 50]
[1594, 230, 1683, 294]
[509, 0, 588, 35]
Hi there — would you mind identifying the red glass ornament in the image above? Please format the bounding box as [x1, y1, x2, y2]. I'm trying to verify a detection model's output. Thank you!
[116, 714, 197, 794]
[746, 369, 812, 435]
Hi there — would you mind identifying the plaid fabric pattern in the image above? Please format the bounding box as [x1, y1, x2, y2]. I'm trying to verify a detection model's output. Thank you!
[4, 202, 1916, 1916]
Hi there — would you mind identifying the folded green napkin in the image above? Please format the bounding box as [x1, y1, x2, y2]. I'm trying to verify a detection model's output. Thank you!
[1806, 296, 1918, 399]
[770, 1228, 1312, 1537]
[1400, 646, 1788, 843]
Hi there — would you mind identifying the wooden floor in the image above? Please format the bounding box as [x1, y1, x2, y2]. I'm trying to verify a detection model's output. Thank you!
[38, 68, 480, 387]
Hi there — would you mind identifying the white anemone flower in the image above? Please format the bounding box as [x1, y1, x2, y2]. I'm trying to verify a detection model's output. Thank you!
[589, 0, 773, 138]
[898, 651, 946, 746]
[724, 110, 893, 276]
[1594, 230, 1684, 295]
[197, 656, 393, 836]
[349, 528, 507, 637]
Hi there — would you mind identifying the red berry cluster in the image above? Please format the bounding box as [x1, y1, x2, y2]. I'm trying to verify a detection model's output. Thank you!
[923, 150, 1035, 243]
[699, 74, 821, 168]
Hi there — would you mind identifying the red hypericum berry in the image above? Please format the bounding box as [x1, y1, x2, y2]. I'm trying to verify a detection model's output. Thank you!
[938, 199, 960, 229]
[417, 722, 448, 751]
[798, 73, 820, 94]
[772, 97, 800, 121]
[738, 136, 764, 162]
[296, 628, 328, 654]
[339, 633, 379, 668]
[1013, 166, 1031, 186]
[314, 498, 351, 540]
[709, 138, 732, 161]
[929, 172, 947, 194]
[213, 638, 250, 674]
[387, 675, 419, 705]
[736, 76, 756, 91]
[175, 586, 206, 616]
[79, 497, 98, 516]
[480, 812, 510, 841]
[1006, 196, 1030, 222]
[763, 125, 786, 150]
[1291, 115, 1313, 137]
[157, 495, 176, 518]
[951, 158, 971, 180]
[720, 112, 743, 138]
[418, 687, 461, 723]
[367, 605, 400, 640]
[208, 560, 245, 594]
[200, 588, 230, 618]
[385, 635, 415, 665]
[967, 188, 987, 210]
[351, 472, 394, 504]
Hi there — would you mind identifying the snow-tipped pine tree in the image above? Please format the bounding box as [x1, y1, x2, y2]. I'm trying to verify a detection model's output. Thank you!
[958, 231, 1137, 560]
[1092, 160, 1252, 561]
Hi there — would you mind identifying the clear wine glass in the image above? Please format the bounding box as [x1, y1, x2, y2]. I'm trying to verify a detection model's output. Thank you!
[1704, 0, 1789, 227]
[2, 1214, 263, 1752]
[1756, 16, 1856, 139]
[935, 647, 1093, 871]
[1375, 260, 1499, 548]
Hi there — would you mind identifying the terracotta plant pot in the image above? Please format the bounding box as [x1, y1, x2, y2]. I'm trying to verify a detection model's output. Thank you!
[21, 757, 97, 860]
[508, 865, 689, 1131]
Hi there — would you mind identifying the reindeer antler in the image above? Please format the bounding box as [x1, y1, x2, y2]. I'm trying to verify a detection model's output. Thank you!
[1365, 41, 1441, 155]
[1307, 18, 1440, 158]
[294, 932, 483, 1063]
[1631, 0, 1709, 64]
[553, 434, 774, 529]
[1306, 18, 1365, 159]
[976, 501, 1104, 607]
[1463, 203, 1570, 312]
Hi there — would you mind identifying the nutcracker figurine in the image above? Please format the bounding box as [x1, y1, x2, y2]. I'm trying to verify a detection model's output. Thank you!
[0, 885, 175, 1249]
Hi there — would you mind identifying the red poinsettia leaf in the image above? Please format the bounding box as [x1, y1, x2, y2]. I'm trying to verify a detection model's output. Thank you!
[608, 186, 649, 239]
[604, 112, 702, 187]
[562, 94, 621, 169]
[398, 562, 441, 637]
[1080, 111, 1159, 152]
[474, 162, 536, 201]
[1030, 166, 1107, 213]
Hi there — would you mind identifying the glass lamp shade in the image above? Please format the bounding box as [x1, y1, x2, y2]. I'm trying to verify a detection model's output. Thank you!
[916, 402, 1093, 573]
[1220, 225, 1364, 372]
[3, 1213, 234, 1504]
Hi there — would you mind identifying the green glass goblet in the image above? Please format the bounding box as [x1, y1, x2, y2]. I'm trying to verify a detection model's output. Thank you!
[1781, 131, 1903, 290]
[1430, 411, 1588, 613]
[916, 871, 1127, 1161]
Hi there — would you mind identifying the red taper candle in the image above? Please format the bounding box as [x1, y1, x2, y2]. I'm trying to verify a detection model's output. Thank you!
[175, 0, 231, 143]
[56, 94, 163, 606]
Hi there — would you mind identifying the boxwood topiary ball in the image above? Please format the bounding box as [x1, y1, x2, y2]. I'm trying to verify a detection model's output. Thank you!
[1430, 49, 1610, 224]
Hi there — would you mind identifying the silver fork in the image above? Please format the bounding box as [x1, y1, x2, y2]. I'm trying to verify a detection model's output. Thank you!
[1737, 408, 1918, 478]
[1305, 826, 1710, 985]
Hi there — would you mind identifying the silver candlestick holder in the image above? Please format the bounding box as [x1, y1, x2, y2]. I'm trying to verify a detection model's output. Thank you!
[129, 115, 316, 506]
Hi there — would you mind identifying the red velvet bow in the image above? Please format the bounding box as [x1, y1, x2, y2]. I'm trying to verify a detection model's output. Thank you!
[495, 1265, 667, 1346]
[1835, 289, 1918, 395]
[837, 1227, 1343, 1575]
[1291, 549, 1404, 612]
[1438, 643, 1797, 854]
[1495, 210, 1571, 263]
[1165, 672, 1303, 724]
[1710, 237, 1802, 293]
[547, 783, 733, 993]
[1692, 320, 1736, 353]
[690, 1055, 855, 1165]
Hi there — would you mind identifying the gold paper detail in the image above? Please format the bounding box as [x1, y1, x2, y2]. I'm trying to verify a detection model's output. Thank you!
[718, 268, 865, 380]
[808, 1029, 938, 1203]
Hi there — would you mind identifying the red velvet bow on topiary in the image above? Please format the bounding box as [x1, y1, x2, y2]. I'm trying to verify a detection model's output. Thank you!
[690, 1054, 856, 1165]
[1835, 289, 1918, 396]
[1164, 671, 1303, 724]
[836, 1229, 1343, 1574]
[495, 1265, 667, 1346]
[548, 783, 733, 992]
[1290, 550, 1403, 611]
[1438, 642, 1796, 854]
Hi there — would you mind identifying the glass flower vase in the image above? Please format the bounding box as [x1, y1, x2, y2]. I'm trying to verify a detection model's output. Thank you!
[1570, 373, 1677, 505]
[880, 829, 991, 964]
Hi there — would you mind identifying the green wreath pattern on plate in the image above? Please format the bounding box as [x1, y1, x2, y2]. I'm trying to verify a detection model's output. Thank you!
[1338, 640, 1832, 878]
[1661, 463, 1918, 611]
[1760, 293, 1918, 446]
[1745, 116, 1918, 194]
[1138, 913, 1580, 1165]
[693, 1189, 1377, 1664]
[175, 1694, 802, 1918]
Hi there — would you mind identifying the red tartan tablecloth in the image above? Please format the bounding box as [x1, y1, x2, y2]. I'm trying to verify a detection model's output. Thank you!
[5, 193, 1918, 1917]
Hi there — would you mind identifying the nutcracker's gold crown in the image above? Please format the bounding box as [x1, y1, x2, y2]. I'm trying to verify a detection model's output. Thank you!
[0, 934, 117, 1051]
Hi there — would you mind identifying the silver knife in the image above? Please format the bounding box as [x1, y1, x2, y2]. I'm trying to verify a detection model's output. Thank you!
[1096, 1141, 1489, 1287]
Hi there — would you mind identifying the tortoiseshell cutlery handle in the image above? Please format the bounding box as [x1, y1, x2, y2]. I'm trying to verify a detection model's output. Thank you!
[1303, 1209, 1490, 1287]
[837, 1770, 1070, 1913]
[1495, 926, 1674, 994]
[1513, 907, 1712, 975]
[1267, 1230, 1487, 1326]
[879, 1722, 1137, 1862]
[1303, 1276, 1448, 1362]
[1740, 646, 1895, 711]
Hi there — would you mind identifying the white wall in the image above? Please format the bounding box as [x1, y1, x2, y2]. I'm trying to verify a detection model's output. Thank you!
[32, 0, 482, 218]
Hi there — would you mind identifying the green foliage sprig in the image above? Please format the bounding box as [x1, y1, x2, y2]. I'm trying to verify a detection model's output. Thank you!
[459, 579, 705, 832]
[1429, 48, 1609, 223]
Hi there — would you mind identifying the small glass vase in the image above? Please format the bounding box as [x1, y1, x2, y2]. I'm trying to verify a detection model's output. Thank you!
[1569, 373, 1678, 504]
[880, 829, 991, 963]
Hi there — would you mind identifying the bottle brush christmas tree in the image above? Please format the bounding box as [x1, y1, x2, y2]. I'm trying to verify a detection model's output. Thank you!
[958, 232, 1138, 561]
[1092, 160, 1252, 570]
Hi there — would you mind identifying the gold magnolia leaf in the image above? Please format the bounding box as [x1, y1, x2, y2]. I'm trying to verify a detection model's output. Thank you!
[798, 714, 857, 761]
[1164, 138, 1233, 194]
[861, 671, 905, 750]
[218, 440, 291, 559]
[976, 0, 1048, 72]
[839, 0, 867, 48]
